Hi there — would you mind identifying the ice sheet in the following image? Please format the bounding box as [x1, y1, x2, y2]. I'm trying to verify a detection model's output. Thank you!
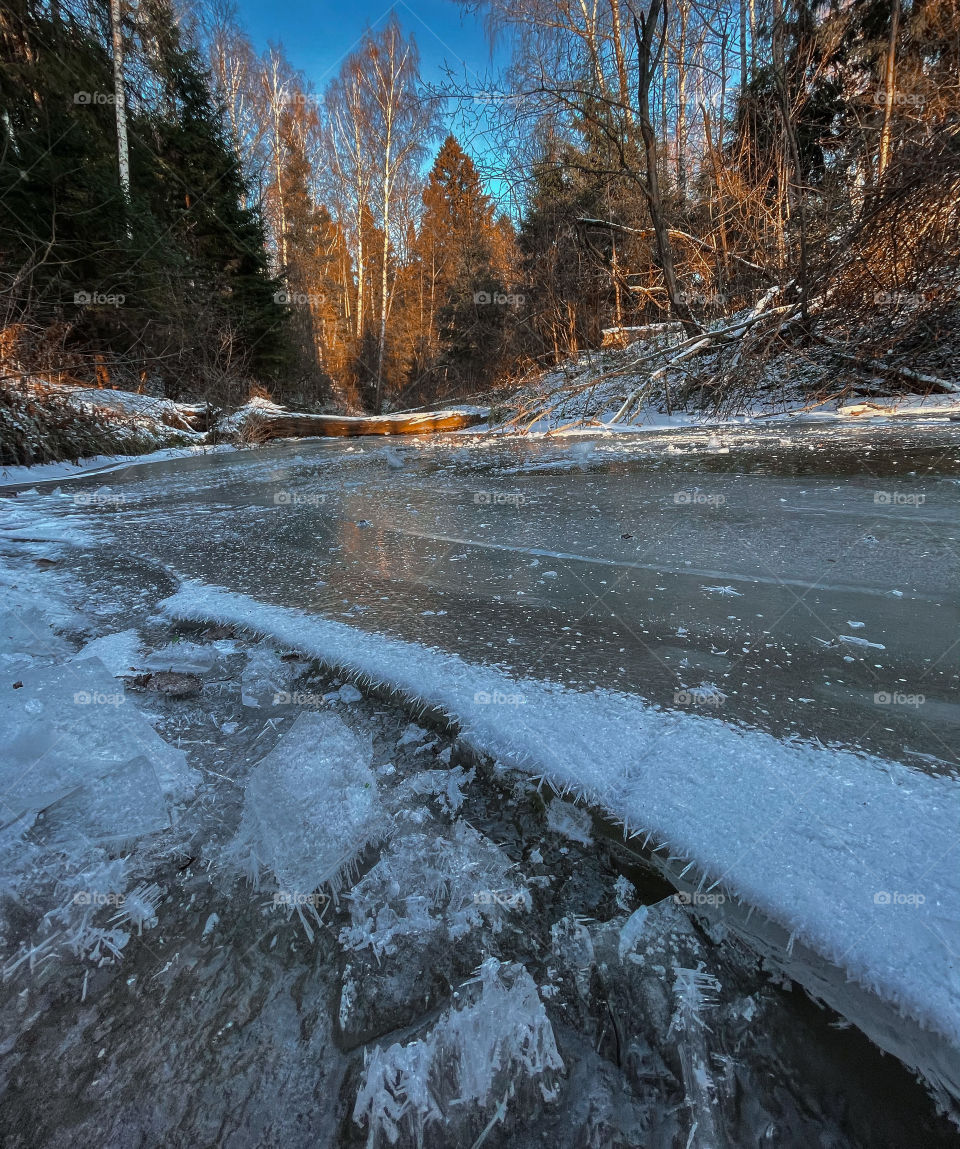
[161, 578, 960, 1091]
[0, 655, 197, 811]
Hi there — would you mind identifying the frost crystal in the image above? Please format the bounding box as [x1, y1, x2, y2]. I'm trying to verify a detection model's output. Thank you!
[353, 960, 563, 1147]
[340, 821, 526, 959]
[546, 797, 593, 845]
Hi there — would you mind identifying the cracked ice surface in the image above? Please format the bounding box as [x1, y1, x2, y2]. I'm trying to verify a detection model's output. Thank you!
[160, 577, 960, 1103]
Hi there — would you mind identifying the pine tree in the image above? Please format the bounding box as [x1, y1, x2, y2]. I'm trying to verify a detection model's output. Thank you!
[0, 0, 286, 399]
[411, 135, 514, 399]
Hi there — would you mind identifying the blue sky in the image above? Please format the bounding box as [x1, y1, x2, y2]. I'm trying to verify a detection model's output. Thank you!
[231, 0, 515, 205]
[232, 0, 500, 97]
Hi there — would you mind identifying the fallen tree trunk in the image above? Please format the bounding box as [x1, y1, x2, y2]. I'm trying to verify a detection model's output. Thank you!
[601, 323, 684, 347]
[815, 336, 960, 395]
[236, 408, 486, 441]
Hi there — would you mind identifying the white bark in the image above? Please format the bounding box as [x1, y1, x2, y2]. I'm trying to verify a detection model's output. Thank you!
[110, 0, 132, 238]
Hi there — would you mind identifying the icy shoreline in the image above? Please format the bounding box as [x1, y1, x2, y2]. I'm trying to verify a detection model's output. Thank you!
[159, 577, 960, 1109]
[0, 442, 236, 488]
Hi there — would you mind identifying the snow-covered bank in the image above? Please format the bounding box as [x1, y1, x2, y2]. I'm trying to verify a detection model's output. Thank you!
[161, 577, 960, 1110]
[499, 389, 960, 436]
[492, 335, 960, 435]
[0, 442, 235, 487]
[0, 378, 209, 469]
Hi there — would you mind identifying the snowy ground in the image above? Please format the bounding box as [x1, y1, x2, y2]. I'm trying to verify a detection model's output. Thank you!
[1, 426, 959, 1144]
[501, 386, 960, 436]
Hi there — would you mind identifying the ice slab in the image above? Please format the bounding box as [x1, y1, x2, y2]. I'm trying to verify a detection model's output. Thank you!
[0, 608, 73, 668]
[142, 641, 216, 675]
[229, 710, 384, 900]
[72, 629, 143, 677]
[0, 656, 197, 811]
[34, 755, 168, 846]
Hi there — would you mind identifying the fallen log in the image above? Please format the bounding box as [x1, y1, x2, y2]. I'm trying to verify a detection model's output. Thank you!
[601, 323, 684, 348]
[234, 408, 486, 441]
[814, 335, 960, 395]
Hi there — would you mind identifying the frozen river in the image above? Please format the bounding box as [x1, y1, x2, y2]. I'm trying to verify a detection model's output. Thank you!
[50, 419, 960, 768]
[3, 417, 960, 1144]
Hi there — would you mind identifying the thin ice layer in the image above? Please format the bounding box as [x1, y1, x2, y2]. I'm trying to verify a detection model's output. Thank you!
[0, 655, 196, 809]
[35, 755, 168, 846]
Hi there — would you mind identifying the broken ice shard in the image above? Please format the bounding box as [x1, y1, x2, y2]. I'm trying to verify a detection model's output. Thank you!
[0, 656, 197, 813]
[142, 641, 216, 674]
[240, 644, 297, 708]
[71, 629, 143, 677]
[228, 710, 384, 901]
